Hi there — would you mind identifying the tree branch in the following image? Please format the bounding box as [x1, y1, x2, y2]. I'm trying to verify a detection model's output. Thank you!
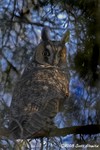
[31, 124, 100, 138]
[0, 125, 100, 139]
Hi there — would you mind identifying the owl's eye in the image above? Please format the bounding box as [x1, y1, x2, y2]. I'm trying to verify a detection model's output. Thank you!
[43, 49, 50, 57]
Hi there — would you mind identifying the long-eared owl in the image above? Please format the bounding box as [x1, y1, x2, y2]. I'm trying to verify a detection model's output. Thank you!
[9, 27, 69, 139]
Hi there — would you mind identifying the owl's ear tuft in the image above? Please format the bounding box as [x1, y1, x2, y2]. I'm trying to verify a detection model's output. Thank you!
[41, 27, 50, 41]
[61, 30, 70, 44]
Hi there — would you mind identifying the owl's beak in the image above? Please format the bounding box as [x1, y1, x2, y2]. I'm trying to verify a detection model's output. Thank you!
[53, 53, 60, 66]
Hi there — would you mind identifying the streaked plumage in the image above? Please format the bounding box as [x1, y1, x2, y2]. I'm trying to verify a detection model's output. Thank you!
[9, 27, 69, 139]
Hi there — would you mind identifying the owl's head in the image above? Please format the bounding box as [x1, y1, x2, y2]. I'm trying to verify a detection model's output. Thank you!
[34, 27, 68, 68]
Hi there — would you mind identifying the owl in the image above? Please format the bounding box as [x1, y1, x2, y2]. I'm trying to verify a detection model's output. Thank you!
[9, 27, 69, 139]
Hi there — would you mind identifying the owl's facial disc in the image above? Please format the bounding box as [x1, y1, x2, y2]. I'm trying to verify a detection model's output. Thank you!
[43, 43, 63, 66]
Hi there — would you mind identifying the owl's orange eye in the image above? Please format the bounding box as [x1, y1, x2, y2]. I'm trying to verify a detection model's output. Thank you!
[43, 50, 50, 57]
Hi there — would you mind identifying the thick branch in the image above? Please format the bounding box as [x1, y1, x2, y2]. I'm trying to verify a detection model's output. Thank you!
[31, 124, 100, 138]
[0, 125, 100, 139]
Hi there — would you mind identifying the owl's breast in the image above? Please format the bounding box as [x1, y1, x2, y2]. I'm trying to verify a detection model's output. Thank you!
[32, 67, 69, 96]
[11, 67, 69, 116]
